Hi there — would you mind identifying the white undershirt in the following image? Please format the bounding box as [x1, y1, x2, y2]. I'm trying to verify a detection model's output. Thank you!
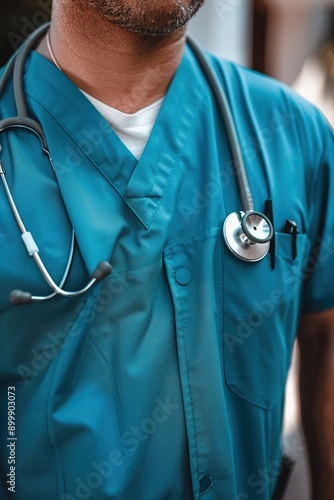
[81, 90, 164, 160]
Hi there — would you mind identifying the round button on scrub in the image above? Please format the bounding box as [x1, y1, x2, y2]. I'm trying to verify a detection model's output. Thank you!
[175, 268, 192, 286]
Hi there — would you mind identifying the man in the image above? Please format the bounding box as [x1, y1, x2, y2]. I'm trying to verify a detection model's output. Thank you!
[0, 1, 333, 499]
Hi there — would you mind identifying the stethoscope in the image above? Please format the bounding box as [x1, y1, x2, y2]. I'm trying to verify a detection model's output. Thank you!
[0, 23, 274, 306]
[186, 37, 274, 262]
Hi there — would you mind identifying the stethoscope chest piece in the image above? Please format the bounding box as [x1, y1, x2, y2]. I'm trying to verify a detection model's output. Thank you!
[223, 211, 273, 262]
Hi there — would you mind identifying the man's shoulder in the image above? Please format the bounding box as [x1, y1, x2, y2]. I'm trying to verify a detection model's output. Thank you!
[207, 54, 332, 153]
[208, 55, 318, 117]
[209, 56, 294, 100]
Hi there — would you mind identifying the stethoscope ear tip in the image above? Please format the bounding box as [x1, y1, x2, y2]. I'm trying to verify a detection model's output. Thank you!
[10, 289, 32, 305]
[92, 261, 113, 282]
[9, 261, 113, 305]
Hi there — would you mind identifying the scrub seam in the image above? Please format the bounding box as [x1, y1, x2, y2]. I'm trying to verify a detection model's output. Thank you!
[165, 230, 220, 258]
[176, 285, 200, 496]
[111, 259, 162, 274]
[124, 196, 161, 199]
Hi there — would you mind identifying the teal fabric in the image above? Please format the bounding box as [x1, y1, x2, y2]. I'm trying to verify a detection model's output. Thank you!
[0, 44, 333, 500]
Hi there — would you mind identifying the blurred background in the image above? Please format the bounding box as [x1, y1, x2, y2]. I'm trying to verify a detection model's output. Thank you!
[189, 0, 334, 125]
[0, 0, 333, 498]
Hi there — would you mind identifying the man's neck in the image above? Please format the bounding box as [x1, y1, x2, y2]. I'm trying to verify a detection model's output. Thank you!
[36, 3, 186, 113]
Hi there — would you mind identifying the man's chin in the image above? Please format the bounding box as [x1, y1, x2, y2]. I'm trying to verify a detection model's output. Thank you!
[84, 0, 205, 38]
[111, 19, 190, 38]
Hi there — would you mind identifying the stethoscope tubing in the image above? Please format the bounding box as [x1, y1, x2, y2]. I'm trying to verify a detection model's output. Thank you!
[0, 24, 112, 304]
[0, 23, 50, 150]
[0, 159, 94, 301]
[187, 35, 254, 213]
[187, 35, 274, 261]
[0, 24, 273, 304]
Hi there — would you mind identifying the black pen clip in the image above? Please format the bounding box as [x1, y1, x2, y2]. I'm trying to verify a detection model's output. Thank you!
[265, 199, 275, 270]
[284, 219, 298, 260]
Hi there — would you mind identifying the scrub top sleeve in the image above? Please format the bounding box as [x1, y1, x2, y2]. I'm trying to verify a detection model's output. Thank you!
[301, 111, 334, 313]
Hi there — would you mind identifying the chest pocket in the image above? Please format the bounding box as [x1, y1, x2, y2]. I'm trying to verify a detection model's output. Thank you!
[223, 231, 310, 410]
[164, 229, 310, 415]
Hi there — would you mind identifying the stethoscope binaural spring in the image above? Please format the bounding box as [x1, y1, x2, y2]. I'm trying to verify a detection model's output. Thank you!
[0, 24, 273, 306]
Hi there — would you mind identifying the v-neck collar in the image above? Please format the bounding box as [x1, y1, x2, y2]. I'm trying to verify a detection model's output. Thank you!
[24, 46, 203, 229]
[19, 45, 206, 273]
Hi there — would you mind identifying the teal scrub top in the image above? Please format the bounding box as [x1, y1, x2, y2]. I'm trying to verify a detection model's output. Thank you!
[0, 43, 333, 500]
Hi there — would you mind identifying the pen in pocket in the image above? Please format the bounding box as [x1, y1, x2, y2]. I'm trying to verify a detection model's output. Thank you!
[284, 219, 298, 260]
